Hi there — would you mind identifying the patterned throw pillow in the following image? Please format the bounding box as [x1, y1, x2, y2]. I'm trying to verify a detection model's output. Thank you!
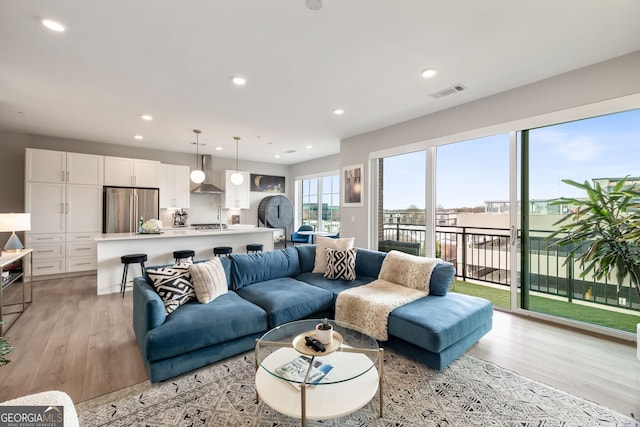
[312, 236, 355, 274]
[324, 247, 357, 281]
[147, 263, 195, 314]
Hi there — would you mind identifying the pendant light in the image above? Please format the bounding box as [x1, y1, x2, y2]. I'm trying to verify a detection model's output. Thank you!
[190, 129, 205, 184]
[230, 136, 244, 185]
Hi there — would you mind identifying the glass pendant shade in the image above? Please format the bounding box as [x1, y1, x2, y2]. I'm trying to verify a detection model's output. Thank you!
[231, 136, 243, 185]
[190, 129, 205, 184]
[230, 171, 244, 185]
[190, 169, 205, 183]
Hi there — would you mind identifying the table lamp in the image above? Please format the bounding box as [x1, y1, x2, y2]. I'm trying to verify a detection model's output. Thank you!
[0, 213, 31, 252]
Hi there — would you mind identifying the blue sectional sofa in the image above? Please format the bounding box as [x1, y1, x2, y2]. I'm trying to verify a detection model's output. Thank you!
[133, 245, 493, 383]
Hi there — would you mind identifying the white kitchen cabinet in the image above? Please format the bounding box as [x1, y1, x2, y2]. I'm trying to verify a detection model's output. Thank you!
[25, 149, 66, 183]
[25, 182, 102, 276]
[25, 148, 103, 185]
[224, 170, 250, 209]
[66, 184, 102, 233]
[25, 183, 102, 235]
[26, 148, 104, 276]
[25, 182, 66, 234]
[66, 233, 98, 272]
[104, 156, 159, 187]
[159, 164, 190, 208]
[25, 233, 66, 276]
[66, 152, 104, 185]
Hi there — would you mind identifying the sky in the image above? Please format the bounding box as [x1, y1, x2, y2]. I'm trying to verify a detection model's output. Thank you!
[383, 108, 640, 210]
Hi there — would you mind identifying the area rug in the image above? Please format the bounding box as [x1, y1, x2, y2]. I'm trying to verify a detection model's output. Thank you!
[77, 349, 637, 426]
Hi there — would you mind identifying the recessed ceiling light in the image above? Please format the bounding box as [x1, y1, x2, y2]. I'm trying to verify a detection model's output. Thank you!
[215, 146, 222, 151]
[421, 68, 437, 78]
[274, 154, 281, 158]
[42, 19, 65, 32]
[141, 114, 153, 121]
[333, 109, 344, 115]
[134, 135, 144, 140]
[232, 77, 246, 86]
[306, 145, 312, 149]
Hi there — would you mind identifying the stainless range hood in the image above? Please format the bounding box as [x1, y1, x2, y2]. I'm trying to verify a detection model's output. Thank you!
[192, 182, 224, 194]
[192, 155, 224, 194]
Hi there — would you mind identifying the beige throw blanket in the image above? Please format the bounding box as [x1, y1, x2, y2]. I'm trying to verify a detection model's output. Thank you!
[335, 279, 427, 341]
[335, 251, 442, 341]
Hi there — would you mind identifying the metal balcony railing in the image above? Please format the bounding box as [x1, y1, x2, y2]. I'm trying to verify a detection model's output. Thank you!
[380, 223, 640, 311]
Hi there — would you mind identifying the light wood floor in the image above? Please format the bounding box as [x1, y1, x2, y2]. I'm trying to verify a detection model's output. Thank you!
[1, 275, 638, 420]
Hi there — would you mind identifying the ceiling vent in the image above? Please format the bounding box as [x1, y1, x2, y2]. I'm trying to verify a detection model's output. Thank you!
[429, 84, 467, 99]
[283, 149, 297, 154]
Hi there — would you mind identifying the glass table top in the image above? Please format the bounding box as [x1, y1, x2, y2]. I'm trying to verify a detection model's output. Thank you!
[256, 319, 380, 386]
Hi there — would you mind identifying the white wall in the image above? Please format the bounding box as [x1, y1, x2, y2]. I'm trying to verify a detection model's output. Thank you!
[1, 132, 292, 239]
[338, 50, 640, 247]
[289, 154, 340, 180]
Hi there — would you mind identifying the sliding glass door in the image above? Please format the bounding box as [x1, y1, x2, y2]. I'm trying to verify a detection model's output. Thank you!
[521, 109, 640, 332]
[378, 151, 426, 255]
[436, 134, 512, 310]
[370, 104, 640, 335]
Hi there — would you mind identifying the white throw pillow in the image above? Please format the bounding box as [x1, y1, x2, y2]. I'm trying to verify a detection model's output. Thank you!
[189, 258, 228, 304]
[312, 236, 355, 273]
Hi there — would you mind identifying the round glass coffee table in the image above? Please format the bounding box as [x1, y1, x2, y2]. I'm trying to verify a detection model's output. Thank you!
[255, 319, 383, 426]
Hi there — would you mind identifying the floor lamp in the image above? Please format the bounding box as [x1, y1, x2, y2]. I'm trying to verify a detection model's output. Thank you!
[0, 213, 31, 252]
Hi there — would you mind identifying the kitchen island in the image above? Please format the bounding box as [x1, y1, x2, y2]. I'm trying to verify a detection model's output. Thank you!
[95, 226, 275, 295]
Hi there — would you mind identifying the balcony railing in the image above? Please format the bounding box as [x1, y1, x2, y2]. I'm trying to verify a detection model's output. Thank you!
[381, 223, 640, 311]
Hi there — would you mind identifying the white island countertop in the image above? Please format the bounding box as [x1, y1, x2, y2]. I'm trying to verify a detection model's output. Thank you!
[96, 226, 274, 242]
[95, 226, 276, 295]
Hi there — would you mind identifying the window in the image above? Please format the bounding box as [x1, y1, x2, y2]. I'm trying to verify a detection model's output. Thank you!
[297, 173, 340, 233]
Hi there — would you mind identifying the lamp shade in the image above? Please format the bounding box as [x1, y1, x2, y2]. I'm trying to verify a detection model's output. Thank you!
[0, 213, 31, 251]
[0, 213, 31, 232]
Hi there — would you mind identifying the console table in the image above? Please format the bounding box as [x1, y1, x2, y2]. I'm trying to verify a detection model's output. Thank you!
[1, 249, 33, 334]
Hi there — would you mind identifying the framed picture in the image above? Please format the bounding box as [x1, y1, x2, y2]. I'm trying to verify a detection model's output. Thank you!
[250, 174, 286, 193]
[341, 163, 364, 207]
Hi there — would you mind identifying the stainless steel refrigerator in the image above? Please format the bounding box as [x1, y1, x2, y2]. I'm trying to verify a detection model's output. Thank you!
[103, 186, 159, 233]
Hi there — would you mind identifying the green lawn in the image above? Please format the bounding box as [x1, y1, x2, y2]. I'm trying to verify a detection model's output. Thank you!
[450, 280, 640, 333]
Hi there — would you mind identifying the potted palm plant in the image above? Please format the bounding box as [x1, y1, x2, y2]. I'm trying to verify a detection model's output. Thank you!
[547, 177, 640, 358]
[315, 318, 333, 345]
[547, 177, 640, 299]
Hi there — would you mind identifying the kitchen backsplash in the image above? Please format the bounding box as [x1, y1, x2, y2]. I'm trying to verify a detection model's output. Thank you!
[158, 193, 257, 227]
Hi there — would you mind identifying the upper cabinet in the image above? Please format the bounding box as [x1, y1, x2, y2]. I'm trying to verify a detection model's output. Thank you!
[67, 152, 105, 185]
[159, 163, 190, 209]
[224, 170, 250, 209]
[25, 148, 104, 185]
[104, 156, 159, 187]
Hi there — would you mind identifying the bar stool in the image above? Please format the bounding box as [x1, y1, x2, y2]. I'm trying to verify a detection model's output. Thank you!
[120, 253, 147, 298]
[213, 246, 232, 257]
[246, 244, 263, 253]
[173, 249, 195, 264]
